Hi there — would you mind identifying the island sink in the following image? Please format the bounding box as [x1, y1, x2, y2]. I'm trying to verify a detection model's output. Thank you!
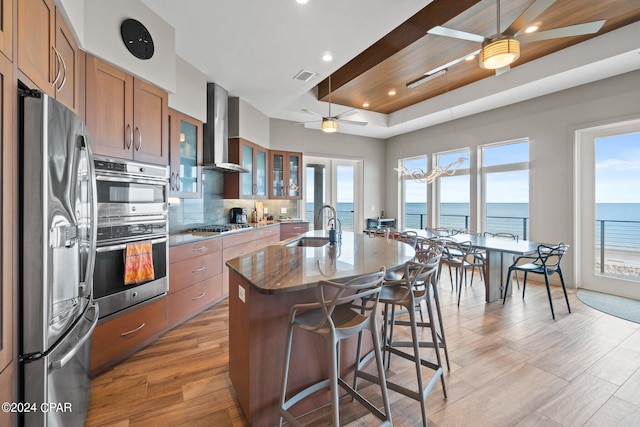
[284, 236, 330, 247]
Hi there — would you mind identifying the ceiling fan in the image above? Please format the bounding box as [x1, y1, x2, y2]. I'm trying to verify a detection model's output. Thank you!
[417, 0, 605, 80]
[301, 77, 367, 133]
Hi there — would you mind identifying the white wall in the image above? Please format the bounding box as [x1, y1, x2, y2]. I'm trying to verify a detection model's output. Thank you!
[229, 98, 270, 148]
[169, 56, 207, 122]
[270, 118, 386, 227]
[83, 0, 176, 93]
[385, 70, 640, 287]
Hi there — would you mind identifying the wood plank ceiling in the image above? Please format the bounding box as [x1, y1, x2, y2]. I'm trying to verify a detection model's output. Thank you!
[318, 0, 640, 114]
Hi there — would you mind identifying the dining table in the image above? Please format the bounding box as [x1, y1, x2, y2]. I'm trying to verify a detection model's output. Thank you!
[409, 229, 541, 303]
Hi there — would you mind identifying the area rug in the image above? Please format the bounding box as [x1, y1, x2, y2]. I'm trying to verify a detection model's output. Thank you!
[577, 289, 640, 324]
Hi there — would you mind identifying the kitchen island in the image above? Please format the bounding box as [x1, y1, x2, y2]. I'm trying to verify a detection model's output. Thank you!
[226, 231, 415, 426]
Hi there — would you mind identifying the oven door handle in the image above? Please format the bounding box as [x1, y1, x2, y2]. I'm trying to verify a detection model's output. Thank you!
[96, 174, 167, 187]
[96, 237, 167, 253]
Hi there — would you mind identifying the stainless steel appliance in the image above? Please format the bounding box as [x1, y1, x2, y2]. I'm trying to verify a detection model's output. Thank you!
[190, 223, 251, 236]
[19, 90, 99, 427]
[93, 156, 169, 319]
[230, 207, 247, 223]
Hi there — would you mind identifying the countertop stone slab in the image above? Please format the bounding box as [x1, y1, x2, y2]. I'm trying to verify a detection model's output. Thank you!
[226, 230, 415, 294]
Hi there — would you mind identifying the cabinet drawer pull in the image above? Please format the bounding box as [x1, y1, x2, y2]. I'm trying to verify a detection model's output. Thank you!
[191, 266, 206, 273]
[58, 50, 68, 91]
[191, 246, 207, 252]
[135, 127, 142, 151]
[126, 124, 133, 149]
[52, 46, 61, 86]
[191, 292, 206, 300]
[120, 323, 146, 337]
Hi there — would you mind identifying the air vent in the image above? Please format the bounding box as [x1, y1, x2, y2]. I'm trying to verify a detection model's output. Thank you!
[293, 70, 316, 82]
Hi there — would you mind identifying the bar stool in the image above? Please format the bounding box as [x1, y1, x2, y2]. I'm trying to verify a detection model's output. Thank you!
[353, 257, 447, 427]
[278, 268, 392, 426]
[382, 245, 450, 371]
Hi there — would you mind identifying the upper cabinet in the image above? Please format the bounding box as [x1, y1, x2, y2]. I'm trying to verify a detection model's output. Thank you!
[169, 109, 202, 198]
[269, 151, 302, 200]
[17, 0, 80, 113]
[224, 138, 268, 199]
[0, 0, 13, 59]
[86, 55, 169, 165]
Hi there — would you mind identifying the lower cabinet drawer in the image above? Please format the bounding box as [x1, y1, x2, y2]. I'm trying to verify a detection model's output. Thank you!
[169, 252, 222, 294]
[168, 274, 223, 328]
[91, 298, 167, 375]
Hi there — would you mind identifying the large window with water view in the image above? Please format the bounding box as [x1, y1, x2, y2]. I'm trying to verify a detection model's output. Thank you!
[436, 150, 470, 230]
[481, 140, 529, 239]
[595, 132, 640, 280]
[400, 156, 428, 228]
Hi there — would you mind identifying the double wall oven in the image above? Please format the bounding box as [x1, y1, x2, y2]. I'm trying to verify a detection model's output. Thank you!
[93, 156, 169, 319]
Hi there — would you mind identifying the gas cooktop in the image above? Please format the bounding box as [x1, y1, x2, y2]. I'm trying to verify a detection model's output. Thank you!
[190, 224, 251, 235]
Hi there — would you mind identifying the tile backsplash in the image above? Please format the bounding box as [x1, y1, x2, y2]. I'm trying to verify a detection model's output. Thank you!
[168, 169, 299, 233]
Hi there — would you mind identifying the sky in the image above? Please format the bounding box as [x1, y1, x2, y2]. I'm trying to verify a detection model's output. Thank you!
[596, 132, 640, 203]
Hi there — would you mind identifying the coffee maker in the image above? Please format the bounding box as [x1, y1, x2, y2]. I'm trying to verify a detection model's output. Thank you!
[230, 207, 248, 224]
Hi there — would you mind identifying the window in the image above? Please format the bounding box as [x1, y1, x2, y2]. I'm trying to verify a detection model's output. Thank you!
[399, 156, 428, 228]
[435, 150, 470, 230]
[480, 140, 529, 238]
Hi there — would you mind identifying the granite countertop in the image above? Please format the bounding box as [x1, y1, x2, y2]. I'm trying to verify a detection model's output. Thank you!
[226, 230, 415, 294]
[169, 222, 281, 246]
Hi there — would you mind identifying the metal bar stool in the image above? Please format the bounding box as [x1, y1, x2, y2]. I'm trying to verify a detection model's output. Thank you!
[382, 245, 450, 372]
[353, 257, 447, 427]
[278, 268, 392, 426]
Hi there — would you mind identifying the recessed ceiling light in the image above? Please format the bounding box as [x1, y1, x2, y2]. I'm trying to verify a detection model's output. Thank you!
[296, 0, 309, 4]
[388, 90, 396, 96]
[362, 102, 370, 108]
[322, 52, 333, 62]
[525, 24, 539, 33]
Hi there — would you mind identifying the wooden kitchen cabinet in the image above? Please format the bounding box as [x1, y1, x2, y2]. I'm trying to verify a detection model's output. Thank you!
[17, 0, 80, 113]
[86, 55, 169, 165]
[280, 222, 309, 240]
[169, 109, 203, 198]
[224, 137, 268, 199]
[168, 239, 223, 329]
[0, 0, 13, 59]
[90, 297, 167, 376]
[269, 150, 302, 200]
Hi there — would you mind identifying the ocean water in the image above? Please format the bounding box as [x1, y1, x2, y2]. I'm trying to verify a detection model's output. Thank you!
[306, 203, 640, 249]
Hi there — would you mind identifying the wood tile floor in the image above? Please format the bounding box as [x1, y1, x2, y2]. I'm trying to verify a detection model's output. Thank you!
[85, 275, 640, 426]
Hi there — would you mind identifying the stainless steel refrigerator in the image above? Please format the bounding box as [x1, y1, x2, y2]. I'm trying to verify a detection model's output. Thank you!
[19, 90, 99, 427]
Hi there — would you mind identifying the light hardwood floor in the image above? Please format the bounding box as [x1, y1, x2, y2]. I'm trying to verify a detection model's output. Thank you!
[85, 275, 640, 426]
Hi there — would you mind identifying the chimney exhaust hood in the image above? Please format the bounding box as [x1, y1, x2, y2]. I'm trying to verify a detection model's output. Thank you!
[202, 83, 249, 173]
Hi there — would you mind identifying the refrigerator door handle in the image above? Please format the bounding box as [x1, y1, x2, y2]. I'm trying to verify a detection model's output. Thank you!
[51, 304, 99, 370]
[79, 134, 98, 294]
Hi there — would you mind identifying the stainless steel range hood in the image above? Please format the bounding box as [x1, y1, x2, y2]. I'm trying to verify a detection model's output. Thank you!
[203, 83, 249, 173]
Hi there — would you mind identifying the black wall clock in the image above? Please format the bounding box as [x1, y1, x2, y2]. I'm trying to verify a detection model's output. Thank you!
[121, 18, 155, 60]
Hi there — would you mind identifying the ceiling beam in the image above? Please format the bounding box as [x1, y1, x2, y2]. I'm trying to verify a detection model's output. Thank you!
[317, 0, 483, 100]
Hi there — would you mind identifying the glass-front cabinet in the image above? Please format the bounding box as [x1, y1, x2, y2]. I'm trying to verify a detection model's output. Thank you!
[269, 150, 302, 200]
[225, 138, 268, 199]
[169, 109, 202, 198]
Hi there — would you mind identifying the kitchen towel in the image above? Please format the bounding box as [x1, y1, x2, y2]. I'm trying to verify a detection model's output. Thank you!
[124, 241, 155, 285]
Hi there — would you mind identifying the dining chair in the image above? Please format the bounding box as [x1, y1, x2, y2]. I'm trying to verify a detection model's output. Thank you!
[439, 239, 474, 306]
[503, 243, 571, 320]
[278, 268, 392, 426]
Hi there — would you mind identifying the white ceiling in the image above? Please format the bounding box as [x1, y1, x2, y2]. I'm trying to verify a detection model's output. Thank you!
[141, 0, 640, 140]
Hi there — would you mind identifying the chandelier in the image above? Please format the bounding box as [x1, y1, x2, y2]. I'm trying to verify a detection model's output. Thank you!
[394, 157, 466, 183]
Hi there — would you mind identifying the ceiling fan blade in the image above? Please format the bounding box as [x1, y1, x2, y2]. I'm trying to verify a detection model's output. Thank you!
[504, 0, 557, 36]
[495, 65, 511, 76]
[517, 20, 605, 42]
[337, 119, 367, 126]
[335, 109, 358, 120]
[301, 108, 324, 118]
[427, 26, 485, 43]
